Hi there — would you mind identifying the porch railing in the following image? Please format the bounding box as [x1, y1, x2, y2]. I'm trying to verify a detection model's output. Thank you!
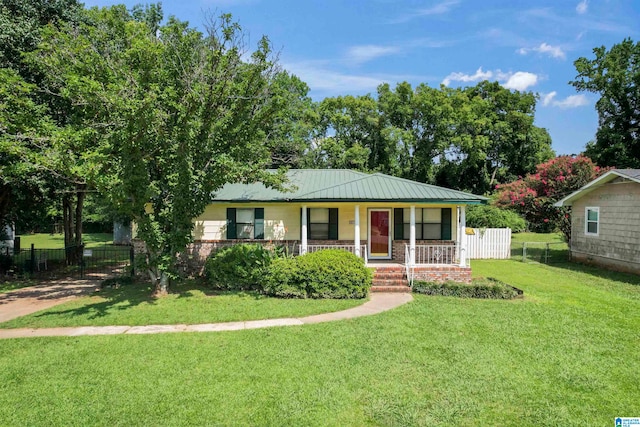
[405, 244, 414, 288]
[405, 244, 467, 266]
[299, 244, 368, 264]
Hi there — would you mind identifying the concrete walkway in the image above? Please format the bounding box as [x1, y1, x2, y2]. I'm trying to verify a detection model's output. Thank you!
[0, 292, 413, 339]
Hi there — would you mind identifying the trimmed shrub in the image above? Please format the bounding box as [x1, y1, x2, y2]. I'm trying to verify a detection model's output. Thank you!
[205, 244, 274, 290]
[466, 205, 526, 232]
[262, 257, 307, 298]
[264, 249, 372, 299]
[413, 277, 522, 299]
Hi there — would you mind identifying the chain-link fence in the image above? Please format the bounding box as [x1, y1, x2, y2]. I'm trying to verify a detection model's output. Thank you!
[510, 241, 569, 264]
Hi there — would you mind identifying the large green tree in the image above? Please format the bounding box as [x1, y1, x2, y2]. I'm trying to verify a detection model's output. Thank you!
[310, 81, 553, 194]
[0, 0, 89, 247]
[34, 6, 287, 293]
[571, 38, 640, 168]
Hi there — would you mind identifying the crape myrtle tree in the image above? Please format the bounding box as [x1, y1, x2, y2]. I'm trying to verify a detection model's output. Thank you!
[495, 155, 604, 241]
[572, 38, 640, 168]
[34, 5, 286, 294]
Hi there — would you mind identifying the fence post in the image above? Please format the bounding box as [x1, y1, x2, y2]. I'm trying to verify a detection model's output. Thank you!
[130, 245, 135, 277]
[80, 244, 85, 279]
[522, 242, 527, 263]
[545, 243, 550, 264]
[30, 243, 35, 273]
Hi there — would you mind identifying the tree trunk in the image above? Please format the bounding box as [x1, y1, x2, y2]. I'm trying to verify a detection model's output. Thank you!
[74, 186, 85, 248]
[148, 265, 170, 296]
[62, 186, 86, 265]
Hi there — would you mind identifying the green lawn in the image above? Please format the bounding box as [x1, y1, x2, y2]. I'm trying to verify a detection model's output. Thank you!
[0, 280, 366, 328]
[511, 231, 564, 243]
[18, 233, 115, 249]
[1, 260, 639, 426]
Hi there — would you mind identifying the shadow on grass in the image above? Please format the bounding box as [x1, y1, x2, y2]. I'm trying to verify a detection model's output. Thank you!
[172, 280, 267, 300]
[20, 278, 158, 321]
[22, 278, 269, 322]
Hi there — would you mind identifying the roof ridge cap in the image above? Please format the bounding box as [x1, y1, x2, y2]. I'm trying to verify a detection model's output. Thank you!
[369, 172, 486, 198]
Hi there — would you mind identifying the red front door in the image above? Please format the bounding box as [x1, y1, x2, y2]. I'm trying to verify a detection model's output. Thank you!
[369, 210, 391, 259]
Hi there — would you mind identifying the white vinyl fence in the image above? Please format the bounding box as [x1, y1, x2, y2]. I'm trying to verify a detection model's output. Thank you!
[466, 228, 511, 259]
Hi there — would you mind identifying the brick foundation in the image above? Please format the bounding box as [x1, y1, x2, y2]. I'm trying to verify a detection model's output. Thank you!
[411, 265, 472, 284]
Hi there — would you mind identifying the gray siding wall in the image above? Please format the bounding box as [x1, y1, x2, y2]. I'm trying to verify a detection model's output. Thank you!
[571, 180, 640, 273]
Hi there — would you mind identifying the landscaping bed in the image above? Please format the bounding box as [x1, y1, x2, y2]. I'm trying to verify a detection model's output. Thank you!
[413, 277, 523, 299]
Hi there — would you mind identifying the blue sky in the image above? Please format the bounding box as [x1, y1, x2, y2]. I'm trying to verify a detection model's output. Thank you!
[84, 0, 640, 155]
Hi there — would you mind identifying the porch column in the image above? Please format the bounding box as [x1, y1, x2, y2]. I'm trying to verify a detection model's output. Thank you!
[410, 205, 416, 266]
[301, 205, 308, 255]
[354, 205, 360, 257]
[459, 205, 467, 267]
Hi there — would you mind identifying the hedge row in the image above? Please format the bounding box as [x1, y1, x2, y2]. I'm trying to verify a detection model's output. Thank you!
[413, 277, 522, 299]
[205, 245, 371, 299]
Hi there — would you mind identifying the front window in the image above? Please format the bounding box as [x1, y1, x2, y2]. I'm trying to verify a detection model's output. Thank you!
[236, 208, 255, 239]
[585, 207, 599, 236]
[309, 208, 330, 239]
[403, 208, 442, 239]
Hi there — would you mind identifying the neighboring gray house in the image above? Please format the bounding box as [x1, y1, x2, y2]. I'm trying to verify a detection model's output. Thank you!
[555, 169, 640, 274]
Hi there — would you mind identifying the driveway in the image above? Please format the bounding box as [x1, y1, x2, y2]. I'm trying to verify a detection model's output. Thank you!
[0, 279, 101, 323]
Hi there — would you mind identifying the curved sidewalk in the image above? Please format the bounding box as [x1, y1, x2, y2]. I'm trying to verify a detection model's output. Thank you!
[0, 292, 413, 339]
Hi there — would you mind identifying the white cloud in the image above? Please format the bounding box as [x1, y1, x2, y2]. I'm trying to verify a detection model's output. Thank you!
[502, 72, 538, 90]
[442, 67, 493, 86]
[553, 94, 589, 108]
[542, 91, 557, 106]
[541, 92, 589, 108]
[442, 68, 538, 91]
[283, 60, 433, 97]
[391, 0, 460, 23]
[576, 0, 588, 14]
[345, 45, 400, 65]
[517, 43, 566, 59]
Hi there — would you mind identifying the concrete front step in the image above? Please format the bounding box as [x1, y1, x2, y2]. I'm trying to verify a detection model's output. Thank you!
[373, 272, 407, 280]
[371, 285, 412, 293]
[373, 279, 408, 287]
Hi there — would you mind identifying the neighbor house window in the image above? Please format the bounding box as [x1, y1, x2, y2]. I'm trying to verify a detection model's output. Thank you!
[304, 208, 338, 240]
[226, 208, 264, 239]
[394, 208, 452, 240]
[585, 207, 599, 236]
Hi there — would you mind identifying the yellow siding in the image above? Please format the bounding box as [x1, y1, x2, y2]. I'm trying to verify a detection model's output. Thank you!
[264, 205, 300, 240]
[194, 202, 463, 241]
[193, 205, 227, 240]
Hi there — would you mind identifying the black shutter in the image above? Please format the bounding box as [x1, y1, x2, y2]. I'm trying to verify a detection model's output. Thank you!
[254, 208, 264, 239]
[328, 208, 338, 240]
[394, 208, 404, 240]
[441, 208, 452, 240]
[306, 208, 311, 240]
[226, 208, 237, 239]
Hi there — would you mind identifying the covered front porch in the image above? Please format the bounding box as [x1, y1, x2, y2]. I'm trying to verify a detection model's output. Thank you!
[297, 204, 471, 291]
[298, 204, 470, 268]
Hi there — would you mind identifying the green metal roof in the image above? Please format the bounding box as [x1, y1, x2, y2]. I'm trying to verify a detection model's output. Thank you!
[212, 169, 488, 204]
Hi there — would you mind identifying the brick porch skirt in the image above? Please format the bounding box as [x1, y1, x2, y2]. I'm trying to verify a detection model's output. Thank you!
[411, 265, 471, 284]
